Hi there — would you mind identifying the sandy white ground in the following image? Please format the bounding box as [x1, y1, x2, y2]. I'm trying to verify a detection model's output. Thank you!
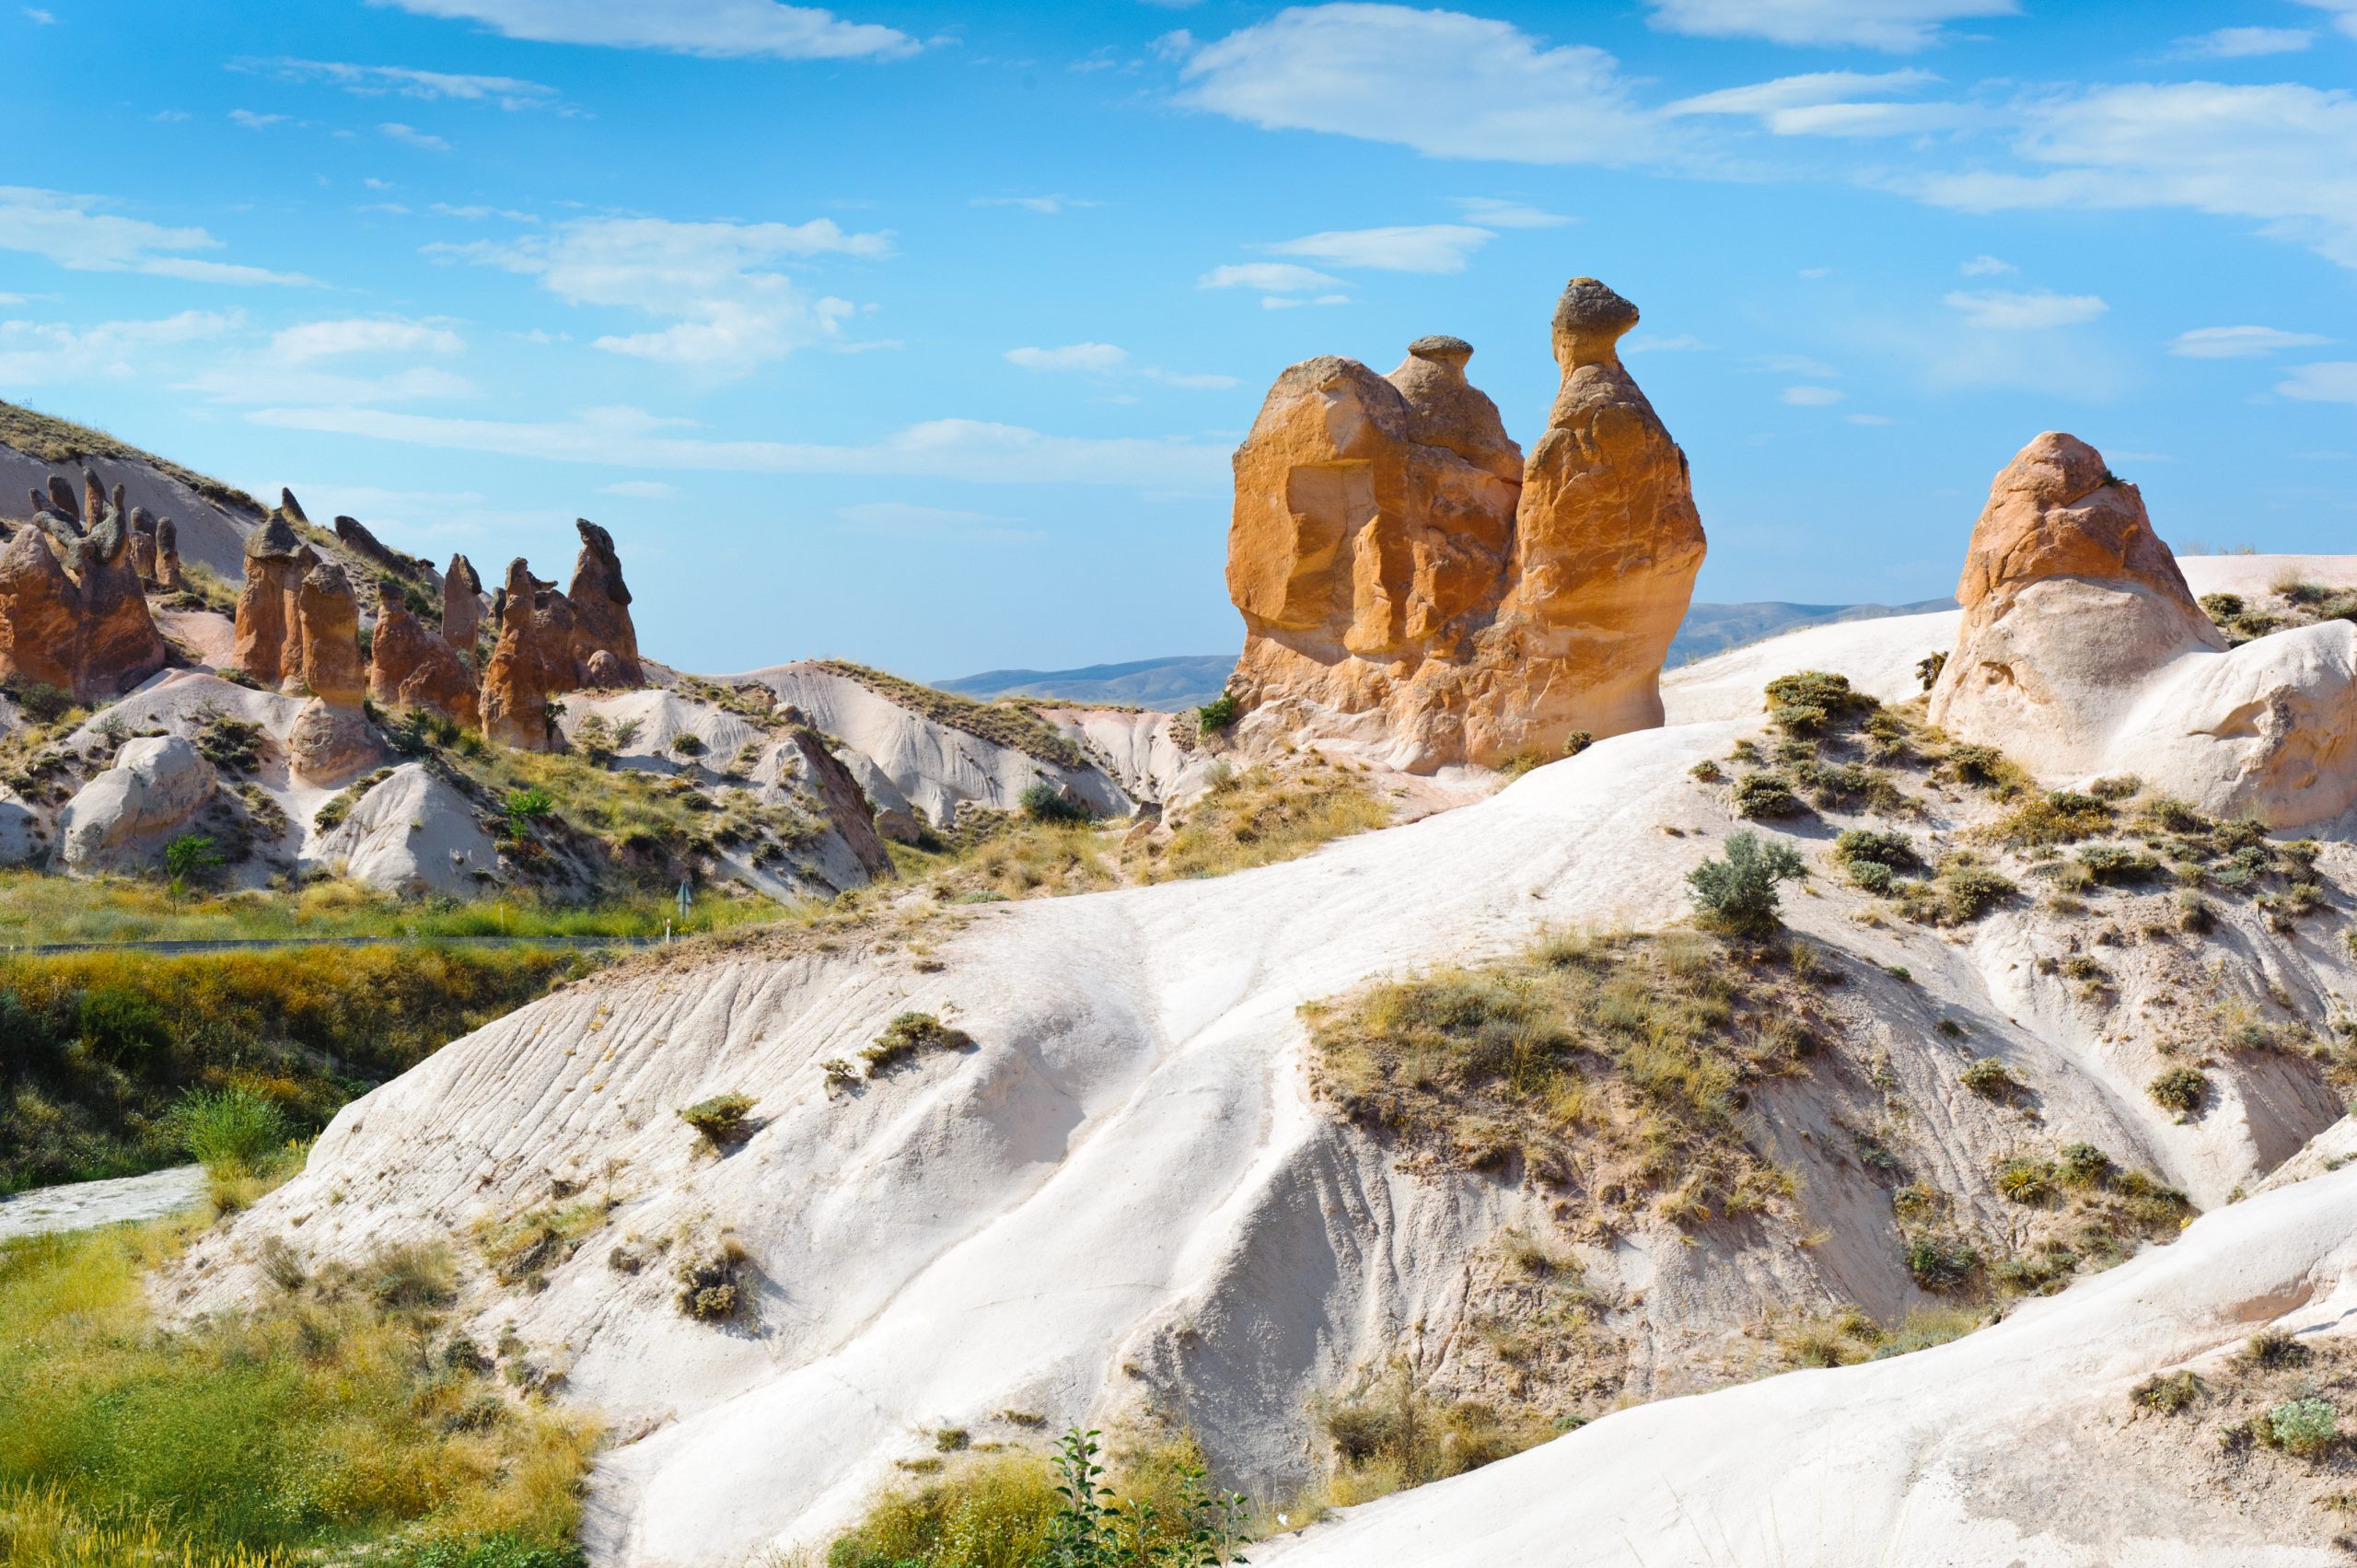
[0, 1165, 206, 1241]
[167, 570, 2357, 1566]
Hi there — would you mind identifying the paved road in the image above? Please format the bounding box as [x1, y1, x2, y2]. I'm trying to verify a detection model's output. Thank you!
[0, 933, 668, 957]
[0, 1165, 210, 1241]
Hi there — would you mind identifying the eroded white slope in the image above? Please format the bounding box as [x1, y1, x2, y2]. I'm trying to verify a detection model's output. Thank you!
[1258, 1161, 2357, 1568]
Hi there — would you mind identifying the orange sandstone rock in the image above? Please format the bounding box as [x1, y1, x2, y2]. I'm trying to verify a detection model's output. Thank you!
[234, 511, 307, 689]
[296, 560, 367, 707]
[1224, 277, 1705, 771]
[1928, 433, 2223, 776]
[479, 559, 578, 750]
[442, 553, 482, 660]
[0, 478, 167, 703]
[368, 600, 481, 730]
[565, 519, 644, 687]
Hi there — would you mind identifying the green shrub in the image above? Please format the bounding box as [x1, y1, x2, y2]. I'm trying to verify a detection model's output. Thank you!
[503, 787, 556, 840]
[162, 833, 226, 889]
[2076, 843, 2161, 885]
[1904, 1235, 1980, 1292]
[1959, 1057, 2014, 1096]
[1847, 860, 1895, 895]
[2, 677, 75, 726]
[676, 1240, 749, 1321]
[76, 984, 168, 1059]
[1934, 865, 2017, 923]
[1834, 829, 1918, 872]
[1562, 729, 1593, 757]
[1914, 651, 1945, 691]
[165, 1087, 288, 1179]
[2133, 1371, 2203, 1414]
[1196, 692, 1237, 735]
[1945, 742, 2026, 793]
[1994, 1157, 2054, 1203]
[2057, 1143, 2113, 1188]
[1732, 772, 1805, 819]
[1764, 670, 1875, 734]
[2200, 592, 2246, 624]
[1686, 830, 1806, 936]
[2149, 1066, 2207, 1114]
[1019, 782, 1089, 824]
[863, 1010, 977, 1074]
[1688, 759, 1724, 783]
[1991, 791, 2113, 847]
[678, 1092, 758, 1145]
[2270, 1398, 2339, 1457]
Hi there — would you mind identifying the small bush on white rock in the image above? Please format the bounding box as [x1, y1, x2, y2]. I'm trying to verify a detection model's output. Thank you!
[1687, 830, 1806, 936]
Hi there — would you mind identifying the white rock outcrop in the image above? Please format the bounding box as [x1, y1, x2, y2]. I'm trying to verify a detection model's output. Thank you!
[57, 734, 215, 870]
[308, 763, 499, 897]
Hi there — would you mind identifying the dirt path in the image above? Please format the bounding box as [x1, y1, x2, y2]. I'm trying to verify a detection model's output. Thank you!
[0, 1165, 209, 1241]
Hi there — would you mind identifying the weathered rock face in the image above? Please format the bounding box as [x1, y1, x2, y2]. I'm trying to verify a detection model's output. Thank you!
[1929, 433, 2224, 776]
[58, 734, 216, 869]
[154, 517, 183, 592]
[566, 519, 644, 686]
[368, 602, 481, 729]
[285, 698, 385, 786]
[296, 561, 366, 707]
[233, 513, 307, 689]
[0, 473, 168, 703]
[308, 761, 498, 897]
[1225, 278, 1705, 770]
[442, 553, 482, 658]
[479, 560, 578, 750]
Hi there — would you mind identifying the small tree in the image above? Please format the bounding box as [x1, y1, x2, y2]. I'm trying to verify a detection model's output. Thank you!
[162, 832, 226, 899]
[1686, 830, 1805, 936]
[504, 787, 555, 841]
[1197, 692, 1238, 736]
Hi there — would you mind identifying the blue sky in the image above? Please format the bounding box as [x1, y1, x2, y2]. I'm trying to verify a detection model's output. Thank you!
[6, 0, 2355, 679]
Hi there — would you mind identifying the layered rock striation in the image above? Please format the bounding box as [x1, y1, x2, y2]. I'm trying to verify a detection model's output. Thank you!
[1225, 278, 1704, 771]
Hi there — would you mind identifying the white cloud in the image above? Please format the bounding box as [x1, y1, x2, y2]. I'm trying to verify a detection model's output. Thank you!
[0, 310, 238, 387]
[1180, 6, 1670, 166]
[2169, 325, 2332, 359]
[1449, 196, 1572, 228]
[2293, 0, 2357, 41]
[369, 0, 916, 61]
[601, 480, 676, 498]
[1958, 253, 2014, 275]
[381, 122, 453, 151]
[431, 214, 890, 372]
[1264, 223, 1493, 273]
[1666, 70, 1951, 137]
[836, 501, 1042, 544]
[228, 109, 289, 130]
[1197, 261, 1345, 293]
[1645, 0, 2018, 52]
[23, 7, 56, 22]
[246, 58, 563, 109]
[2277, 362, 2357, 403]
[430, 203, 538, 221]
[1005, 343, 1130, 372]
[1003, 342, 1237, 389]
[1625, 333, 1709, 353]
[2170, 26, 2313, 59]
[1260, 294, 1352, 310]
[246, 404, 1232, 488]
[1909, 82, 2357, 270]
[0, 186, 316, 285]
[271, 318, 466, 362]
[971, 194, 1094, 215]
[1943, 288, 2107, 330]
[1782, 384, 1843, 405]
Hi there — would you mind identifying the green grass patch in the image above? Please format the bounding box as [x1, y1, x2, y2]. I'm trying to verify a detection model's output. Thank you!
[0, 1219, 595, 1565]
[0, 944, 586, 1194]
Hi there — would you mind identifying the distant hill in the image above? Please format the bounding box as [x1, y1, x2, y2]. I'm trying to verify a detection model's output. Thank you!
[937, 598, 1958, 712]
[1666, 598, 1956, 666]
[935, 656, 1237, 711]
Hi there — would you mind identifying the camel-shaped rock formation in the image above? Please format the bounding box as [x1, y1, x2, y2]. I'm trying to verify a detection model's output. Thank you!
[1225, 277, 1705, 771]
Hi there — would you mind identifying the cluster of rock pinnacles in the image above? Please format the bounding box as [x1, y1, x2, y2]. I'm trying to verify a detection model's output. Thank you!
[0, 472, 643, 784]
[1223, 276, 1707, 770]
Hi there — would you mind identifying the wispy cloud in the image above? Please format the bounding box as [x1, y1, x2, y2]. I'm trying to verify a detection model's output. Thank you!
[2168, 26, 2313, 59]
[0, 310, 238, 387]
[239, 57, 563, 110]
[1003, 341, 1237, 389]
[2170, 325, 2331, 359]
[0, 185, 317, 285]
[1942, 288, 2107, 330]
[246, 404, 1232, 488]
[971, 194, 1097, 215]
[2278, 362, 2357, 403]
[1449, 196, 1572, 228]
[1781, 384, 1842, 405]
[368, 0, 917, 62]
[428, 214, 891, 372]
[381, 122, 453, 151]
[1644, 0, 2018, 52]
[1958, 253, 2014, 275]
[1196, 261, 1345, 293]
[228, 109, 290, 130]
[1263, 223, 1493, 273]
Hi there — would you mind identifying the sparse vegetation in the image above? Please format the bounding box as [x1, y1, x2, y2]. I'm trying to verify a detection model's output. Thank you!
[2149, 1065, 2208, 1114]
[0, 1218, 595, 1565]
[676, 1239, 749, 1321]
[0, 943, 586, 1194]
[1196, 692, 1237, 735]
[862, 1011, 975, 1074]
[814, 661, 1087, 770]
[678, 1091, 758, 1145]
[1019, 782, 1090, 825]
[1687, 830, 1806, 936]
[1148, 757, 1389, 882]
[1731, 771, 1805, 819]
